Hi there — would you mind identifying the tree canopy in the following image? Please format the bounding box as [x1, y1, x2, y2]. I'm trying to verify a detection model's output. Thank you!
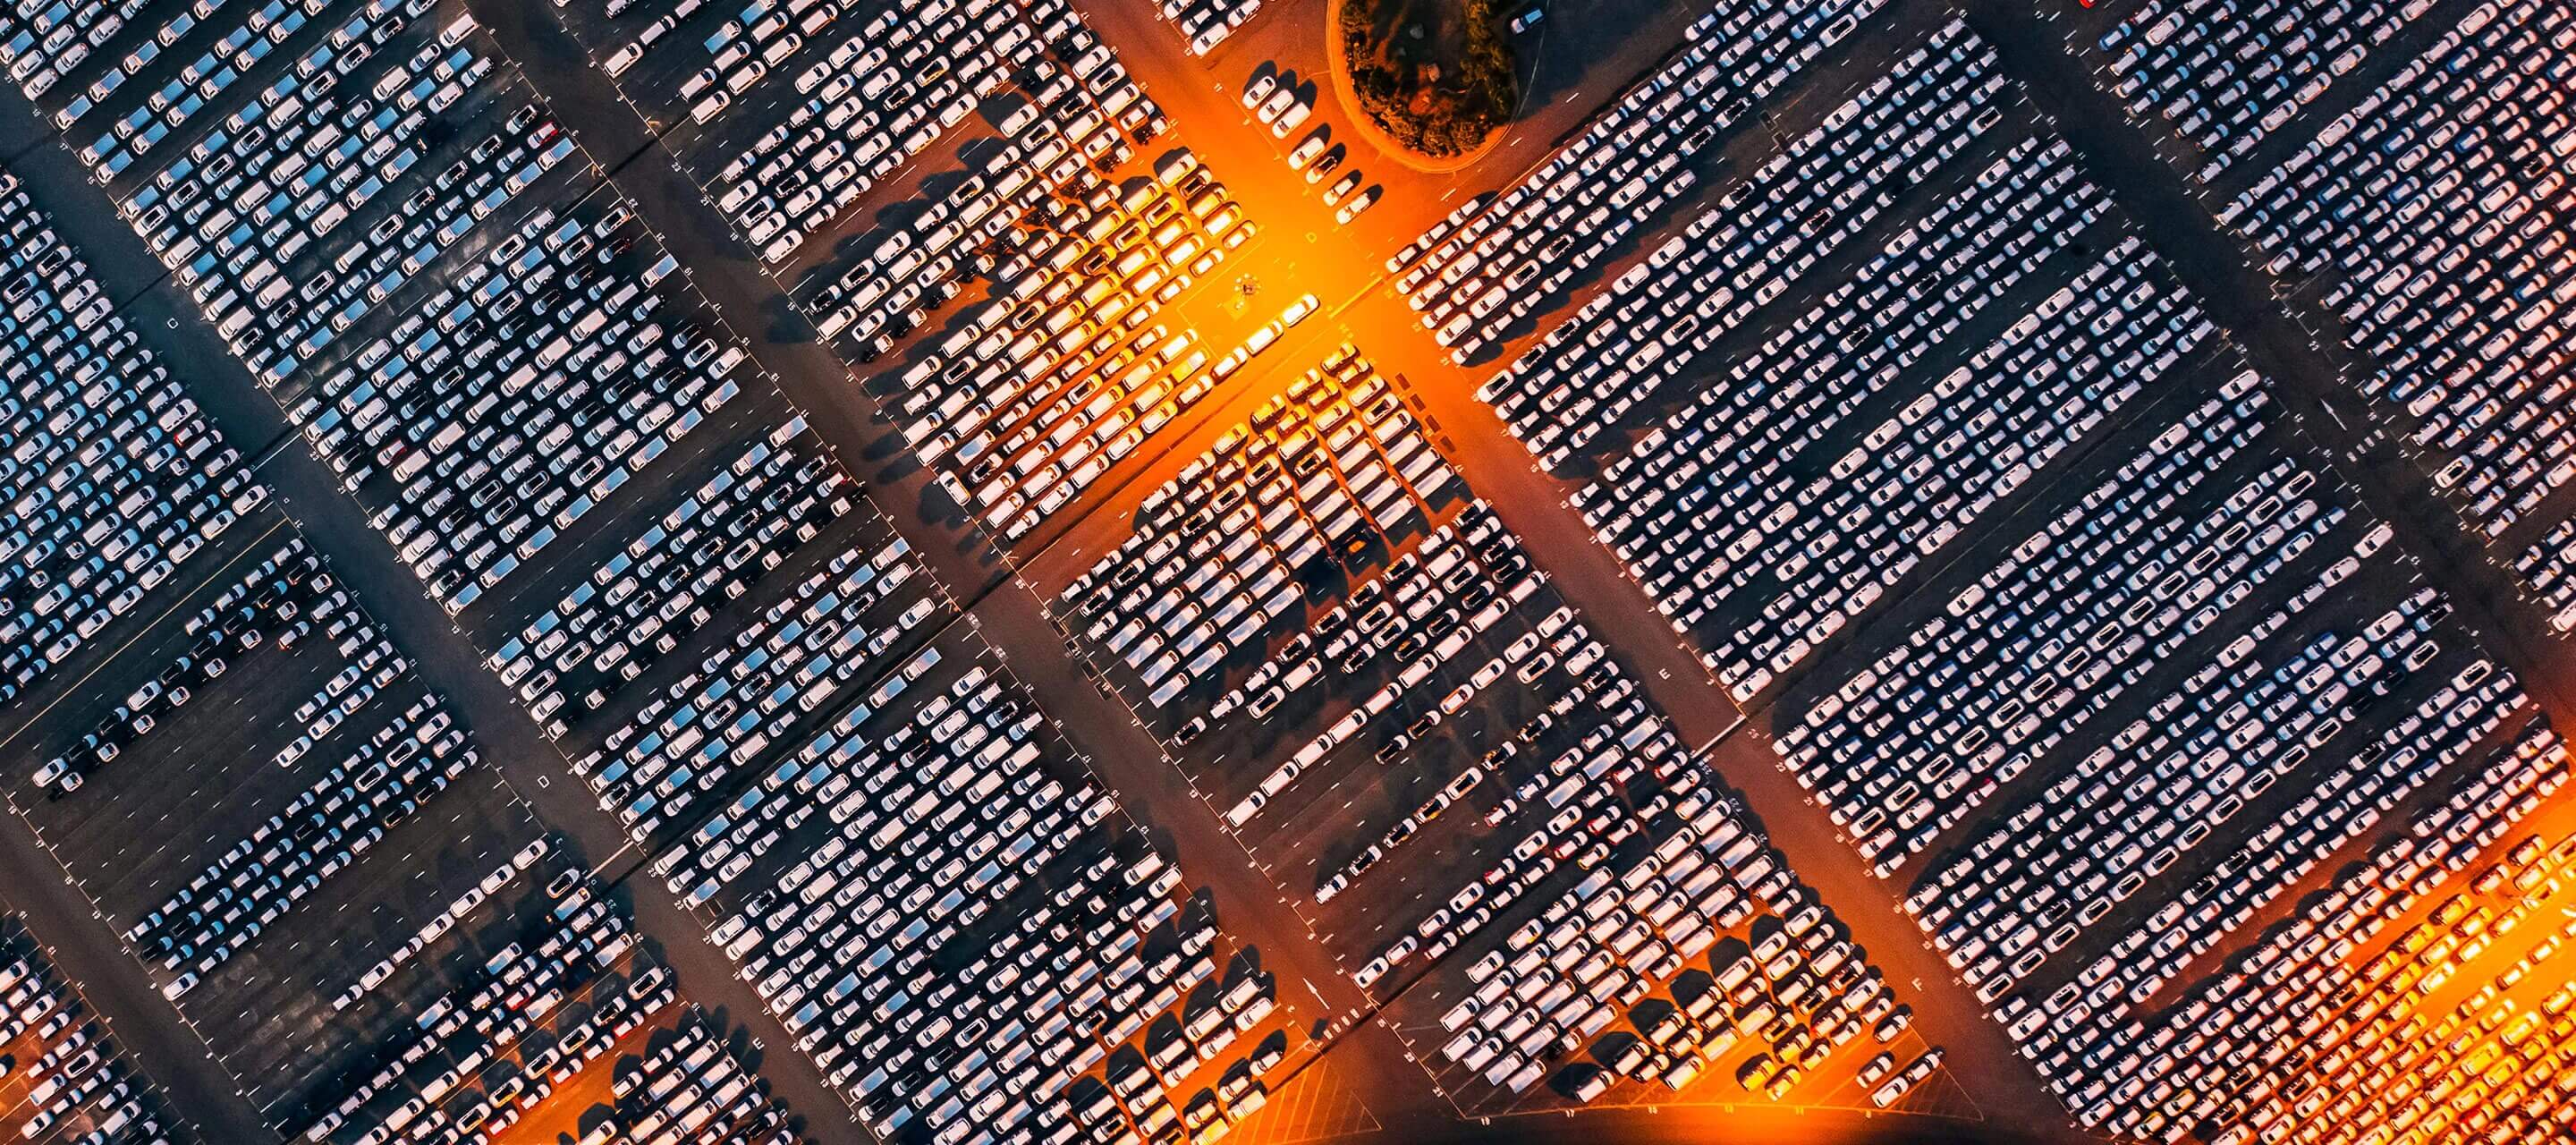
[1339, 0, 1518, 158]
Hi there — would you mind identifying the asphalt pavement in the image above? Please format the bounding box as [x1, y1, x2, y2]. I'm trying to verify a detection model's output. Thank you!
[0, 59, 877, 1141]
[4, 1, 2575, 1144]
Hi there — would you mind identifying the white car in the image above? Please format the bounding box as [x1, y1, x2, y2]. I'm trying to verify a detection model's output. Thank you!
[1224, 791, 1266, 827]
[1304, 146, 1343, 184]
[1287, 129, 1328, 170]
[1241, 72, 1276, 109]
[1257, 87, 1297, 125]
[1336, 184, 1381, 224]
[1856, 1051, 1896, 1087]
[1352, 955, 1389, 989]
[1243, 319, 1282, 357]
[1323, 169, 1362, 206]
[1271, 96, 1312, 137]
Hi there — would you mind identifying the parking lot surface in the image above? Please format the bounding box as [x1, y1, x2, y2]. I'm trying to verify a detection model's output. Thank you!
[1030, 352, 1966, 1115]
[0, 914, 196, 1143]
[0, 0, 2574, 1142]
[538, 474, 1329, 1141]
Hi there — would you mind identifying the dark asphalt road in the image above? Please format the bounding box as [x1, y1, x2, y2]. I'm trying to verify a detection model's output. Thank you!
[3, 2, 2573, 1144]
[0, 60, 878, 1144]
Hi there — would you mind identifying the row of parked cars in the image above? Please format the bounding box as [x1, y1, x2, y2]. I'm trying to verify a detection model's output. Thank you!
[0, 175, 264, 707]
[743, 0, 1023, 258]
[1570, 134, 2112, 700]
[1382, 615, 1926, 1110]
[1470, 862, 1919, 1104]
[722, 8, 1154, 267]
[1202, 291, 1316, 386]
[861, 148, 1252, 546]
[1774, 377, 2392, 874]
[2009, 658, 2529, 1033]
[1996, 721, 2571, 1142]
[1919, 582, 2516, 1001]
[1390, 0, 1894, 366]
[48, 1, 582, 388]
[579, 622, 1284, 1145]
[2205, 875, 2576, 1145]
[30, 539, 323, 797]
[572, 0, 1156, 273]
[1057, 350, 1457, 717]
[290, 195, 765, 615]
[592, 1009, 809, 1145]
[69, 0, 482, 185]
[1284, 135, 1372, 229]
[325, 839, 548, 1016]
[1363, 648, 1674, 918]
[1282, 123, 1345, 184]
[2512, 517, 2576, 633]
[485, 428, 854, 727]
[1080, 454, 1925, 1114]
[1589, 225, 2203, 706]
[1105, 1018, 1284, 1145]
[571, 539, 947, 843]
[64, 538, 476, 999]
[796, 62, 1189, 360]
[52, 0, 312, 131]
[1235, 69, 1312, 141]
[4, 0, 336, 127]
[1474, 17, 2014, 472]
[146, 685, 479, 1002]
[2202, 807, 2576, 1145]
[0, 0, 258, 105]
[1160, 0, 1256, 55]
[1266, 555, 1583, 851]
[0, 915, 187, 1144]
[287, 859, 684, 1144]
[2207, 0, 2576, 548]
[1213, 502, 1549, 831]
[2096, 0, 2430, 184]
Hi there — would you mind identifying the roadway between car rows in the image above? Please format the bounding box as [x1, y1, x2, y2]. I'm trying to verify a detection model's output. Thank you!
[1959, 0, 2576, 770]
[467, 2, 1467, 1137]
[0, 66, 882, 1145]
[0, 91, 295, 1145]
[20, 2, 2567, 1142]
[0, 791, 277, 1143]
[464, 0, 2106, 1138]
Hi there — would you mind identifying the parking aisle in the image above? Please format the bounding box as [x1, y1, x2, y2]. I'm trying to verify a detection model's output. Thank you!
[455, 32, 1017, 602]
[0, 915, 201, 1141]
[0, 76, 877, 1145]
[1957, 0, 2576, 718]
[962, 581, 1452, 1138]
[1314, 280, 2080, 1139]
[0, 827, 270, 1141]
